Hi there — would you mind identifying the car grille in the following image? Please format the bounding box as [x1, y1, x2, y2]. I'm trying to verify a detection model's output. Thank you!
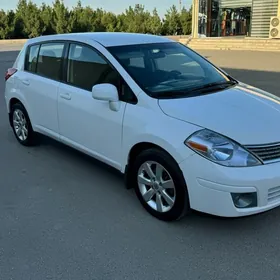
[245, 143, 280, 163]
[268, 186, 280, 204]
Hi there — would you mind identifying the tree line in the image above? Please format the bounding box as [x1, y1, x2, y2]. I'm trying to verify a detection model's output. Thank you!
[0, 0, 192, 39]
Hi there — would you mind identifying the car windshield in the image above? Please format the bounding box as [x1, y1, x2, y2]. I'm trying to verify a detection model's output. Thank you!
[108, 42, 233, 98]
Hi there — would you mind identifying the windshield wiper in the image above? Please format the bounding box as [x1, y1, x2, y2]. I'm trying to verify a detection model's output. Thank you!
[153, 80, 238, 99]
[190, 80, 238, 93]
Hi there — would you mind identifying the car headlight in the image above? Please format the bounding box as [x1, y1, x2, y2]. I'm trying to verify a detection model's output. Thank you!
[185, 129, 262, 167]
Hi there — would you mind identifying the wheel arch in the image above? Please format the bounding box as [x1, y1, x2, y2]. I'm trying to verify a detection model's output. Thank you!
[128, 142, 174, 166]
[8, 98, 23, 126]
[124, 141, 182, 189]
[8, 96, 28, 113]
[8, 97, 33, 129]
[9, 97, 22, 111]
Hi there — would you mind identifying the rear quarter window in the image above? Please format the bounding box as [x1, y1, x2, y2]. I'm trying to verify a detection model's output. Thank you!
[25, 44, 40, 73]
[13, 45, 27, 70]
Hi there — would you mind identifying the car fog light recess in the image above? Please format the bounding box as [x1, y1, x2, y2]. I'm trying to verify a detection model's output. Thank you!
[231, 192, 257, 209]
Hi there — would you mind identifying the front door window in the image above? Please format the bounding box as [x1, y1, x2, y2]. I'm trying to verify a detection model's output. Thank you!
[67, 44, 120, 92]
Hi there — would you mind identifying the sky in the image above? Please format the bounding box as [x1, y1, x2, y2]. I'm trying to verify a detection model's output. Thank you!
[2, 0, 192, 17]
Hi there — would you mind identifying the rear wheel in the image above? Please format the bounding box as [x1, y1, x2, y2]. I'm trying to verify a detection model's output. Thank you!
[132, 148, 190, 221]
[11, 103, 37, 146]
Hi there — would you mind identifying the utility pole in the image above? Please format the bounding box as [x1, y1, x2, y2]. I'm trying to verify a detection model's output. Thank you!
[192, 0, 199, 38]
[179, 0, 182, 12]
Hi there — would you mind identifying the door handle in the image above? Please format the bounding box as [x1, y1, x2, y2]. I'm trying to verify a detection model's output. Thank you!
[22, 79, 30, 86]
[60, 92, 71, 100]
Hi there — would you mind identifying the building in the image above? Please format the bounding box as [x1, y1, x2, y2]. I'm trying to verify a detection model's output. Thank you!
[197, 0, 280, 38]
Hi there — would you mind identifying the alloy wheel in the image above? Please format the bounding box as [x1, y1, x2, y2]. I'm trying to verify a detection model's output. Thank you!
[13, 109, 28, 141]
[137, 161, 176, 213]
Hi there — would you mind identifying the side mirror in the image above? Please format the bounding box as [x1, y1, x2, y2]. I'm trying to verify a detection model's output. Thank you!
[92, 83, 120, 111]
[92, 83, 119, 102]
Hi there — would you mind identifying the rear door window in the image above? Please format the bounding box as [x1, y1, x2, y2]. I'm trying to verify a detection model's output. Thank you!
[36, 43, 65, 81]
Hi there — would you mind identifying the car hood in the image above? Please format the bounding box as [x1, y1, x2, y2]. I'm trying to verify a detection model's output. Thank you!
[158, 83, 280, 145]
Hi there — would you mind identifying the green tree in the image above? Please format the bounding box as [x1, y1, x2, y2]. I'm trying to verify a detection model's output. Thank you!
[101, 12, 117, 32]
[0, 0, 193, 39]
[69, 1, 84, 32]
[147, 8, 162, 35]
[14, 0, 44, 38]
[92, 8, 106, 32]
[25, 1, 44, 38]
[123, 5, 151, 34]
[163, 5, 182, 35]
[69, 1, 96, 32]
[180, 7, 192, 35]
[115, 13, 126, 32]
[13, 0, 27, 38]
[53, 0, 70, 34]
[41, 3, 55, 35]
[0, 10, 15, 39]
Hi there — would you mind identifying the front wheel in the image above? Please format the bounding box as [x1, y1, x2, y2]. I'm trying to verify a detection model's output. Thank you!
[132, 148, 190, 221]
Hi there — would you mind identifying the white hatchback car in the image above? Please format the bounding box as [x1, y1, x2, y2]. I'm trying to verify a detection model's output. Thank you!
[5, 32, 280, 221]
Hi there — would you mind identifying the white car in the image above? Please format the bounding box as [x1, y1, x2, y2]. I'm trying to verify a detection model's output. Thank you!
[5, 32, 280, 221]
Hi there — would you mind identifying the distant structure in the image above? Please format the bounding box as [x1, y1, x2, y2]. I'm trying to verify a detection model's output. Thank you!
[192, 0, 280, 38]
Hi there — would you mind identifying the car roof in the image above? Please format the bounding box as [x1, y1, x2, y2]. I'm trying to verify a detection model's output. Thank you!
[27, 32, 174, 47]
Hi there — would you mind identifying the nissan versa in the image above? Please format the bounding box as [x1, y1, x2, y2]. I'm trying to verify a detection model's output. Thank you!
[5, 32, 280, 221]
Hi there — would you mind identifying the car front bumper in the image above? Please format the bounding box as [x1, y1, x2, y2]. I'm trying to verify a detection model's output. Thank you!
[179, 154, 280, 217]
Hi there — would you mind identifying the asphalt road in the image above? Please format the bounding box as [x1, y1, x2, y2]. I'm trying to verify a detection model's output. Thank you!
[1, 49, 280, 280]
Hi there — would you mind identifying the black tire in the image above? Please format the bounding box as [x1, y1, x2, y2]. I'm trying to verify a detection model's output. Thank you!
[132, 148, 190, 221]
[10, 103, 37, 146]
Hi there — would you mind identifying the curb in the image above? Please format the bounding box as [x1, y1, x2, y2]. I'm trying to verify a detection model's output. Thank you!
[0, 39, 27, 45]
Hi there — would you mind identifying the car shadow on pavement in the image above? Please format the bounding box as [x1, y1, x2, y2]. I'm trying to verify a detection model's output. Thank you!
[38, 134, 124, 180]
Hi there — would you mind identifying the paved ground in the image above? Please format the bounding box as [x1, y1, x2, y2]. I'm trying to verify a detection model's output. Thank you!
[1, 48, 280, 280]
[0, 43, 25, 52]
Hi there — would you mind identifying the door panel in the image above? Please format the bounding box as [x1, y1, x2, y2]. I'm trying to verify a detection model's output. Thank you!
[18, 42, 65, 137]
[58, 43, 126, 169]
[19, 72, 60, 137]
[58, 83, 126, 169]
